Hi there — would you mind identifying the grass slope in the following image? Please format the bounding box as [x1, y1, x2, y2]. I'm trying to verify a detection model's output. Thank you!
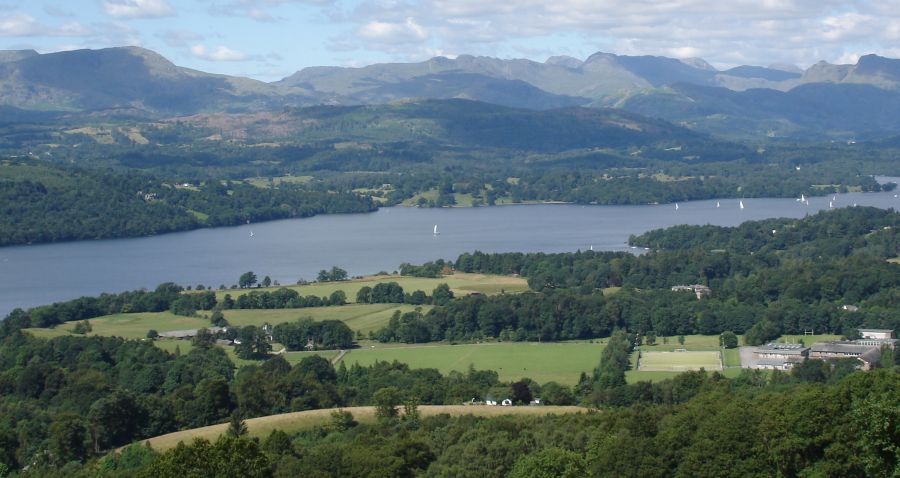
[214, 273, 529, 301]
[343, 342, 605, 385]
[138, 405, 589, 451]
[639, 351, 722, 372]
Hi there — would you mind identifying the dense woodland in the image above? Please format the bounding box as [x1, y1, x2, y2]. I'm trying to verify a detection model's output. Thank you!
[0, 159, 376, 246]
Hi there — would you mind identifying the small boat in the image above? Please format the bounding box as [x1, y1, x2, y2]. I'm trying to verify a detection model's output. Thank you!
[740, 200, 745, 210]
[800, 193, 805, 202]
[675, 203, 679, 211]
[249, 231, 254, 237]
[833, 195, 837, 201]
[433, 224, 439, 235]
[589, 245, 593, 251]
[716, 201, 720, 208]
[829, 201, 834, 208]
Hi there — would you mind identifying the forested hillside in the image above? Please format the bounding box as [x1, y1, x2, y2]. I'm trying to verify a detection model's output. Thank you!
[0, 159, 375, 246]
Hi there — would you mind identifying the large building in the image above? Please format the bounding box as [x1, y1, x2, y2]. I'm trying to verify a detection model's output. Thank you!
[809, 341, 884, 370]
[752, 343, 809, 370]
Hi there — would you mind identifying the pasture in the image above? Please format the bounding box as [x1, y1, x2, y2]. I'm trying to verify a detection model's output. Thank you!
[342, 342, 605, 385]
[638, 351, 722, 372]
[212, 272, 529, 302]
[137, 405, 588, 451]
[22, 303, 428, 341]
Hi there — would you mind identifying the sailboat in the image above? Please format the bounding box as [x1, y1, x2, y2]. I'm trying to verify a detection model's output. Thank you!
[739, 200, 745, 210]
[833, 195, 837, 201]
[716, 201, 720, 208]
[829, 201, 834, 208]
[675, 203, 679, 211]
[249, 231, 254, 237]
[800, 193, 805, 202]
[433, 224, 439, 235]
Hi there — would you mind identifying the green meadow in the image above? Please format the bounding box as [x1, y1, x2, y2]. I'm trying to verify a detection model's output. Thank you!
[342, 341, 605, 386]
[211, 272, 529, 301]
[23, 304, 430, 341]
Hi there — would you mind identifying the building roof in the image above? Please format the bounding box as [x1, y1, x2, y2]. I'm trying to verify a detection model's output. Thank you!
[859, 329, 894, 333]
[757, 358, 792, 367]
[810, 342, 874, 355]
[756, 343, 808, 355]
[858, 348, 882, 365]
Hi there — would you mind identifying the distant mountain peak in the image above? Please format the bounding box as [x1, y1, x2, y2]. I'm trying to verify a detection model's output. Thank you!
[545, 55, 583, 69]
[680, 57, 716, 71]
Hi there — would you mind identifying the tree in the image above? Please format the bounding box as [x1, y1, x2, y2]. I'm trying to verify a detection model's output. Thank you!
[210, 309, 228, 327]
[235, 326, 271, 359]
[329, 409, 357, 431]
[511, 381, 533, 404]
[720, 331, 739, 349]
[356, 286, 373, 303]
[317, 269, 330, 282]
[594, 330, 632, 390]
[49, 415, 90, 464]
[329, 290, 347, 306]
[646, 331, 657, 346]
[678, 335, 686, 346]
[146, 329, 158, 339]
[330, 266, 348, 281]
[373, 386, 402, 420]
[226, 413, 248, 437]
[508, 448, 587, 478]
[432, 283, 454, 306]
[192, 328, 216, 348]
[239, 271, 257, 289]
[261, 276, 272, 288]
[72, 320, 92, 335]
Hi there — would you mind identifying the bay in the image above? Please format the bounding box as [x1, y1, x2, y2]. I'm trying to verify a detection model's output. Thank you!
[1, 181, 898, 317]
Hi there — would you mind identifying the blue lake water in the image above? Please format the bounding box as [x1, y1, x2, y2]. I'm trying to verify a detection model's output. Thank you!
[1, 182, 898, 316]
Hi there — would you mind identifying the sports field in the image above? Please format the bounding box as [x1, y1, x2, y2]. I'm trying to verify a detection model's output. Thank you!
[342, 342, 605, 385]
[638, 350, 722, 372]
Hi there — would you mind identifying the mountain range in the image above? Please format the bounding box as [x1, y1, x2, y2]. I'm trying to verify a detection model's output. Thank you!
[2, 46, 900, 140]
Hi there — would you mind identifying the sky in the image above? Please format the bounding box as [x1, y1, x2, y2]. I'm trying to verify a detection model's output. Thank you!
[1, 0, 898, 82]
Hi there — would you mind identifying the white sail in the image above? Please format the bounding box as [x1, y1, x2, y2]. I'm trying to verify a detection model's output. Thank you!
[433, 224, 439, 235]
[249, 231, 254, 237]
[829, 201, 834, 208]
[675, 203, 679, 210]
[739, 200, 744, 210]
[716, 201, 720, 208]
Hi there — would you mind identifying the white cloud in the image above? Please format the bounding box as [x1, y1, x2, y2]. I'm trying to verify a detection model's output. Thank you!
[103, 0, 175, 19]
[209, 0, 334, 22]
[331, 0, 900, 68]
[359, 17, 428, 44]
[190, 44, 250, 61]
[0, 12, 92, 37]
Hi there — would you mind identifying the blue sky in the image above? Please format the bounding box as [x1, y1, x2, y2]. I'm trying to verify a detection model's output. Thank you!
[1, 1, 897, 82]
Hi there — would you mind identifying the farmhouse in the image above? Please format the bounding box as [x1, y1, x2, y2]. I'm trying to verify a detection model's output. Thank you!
[670, 284, 711, 299]
[157, 326, 226, 339]
[752, 343, 808, 370]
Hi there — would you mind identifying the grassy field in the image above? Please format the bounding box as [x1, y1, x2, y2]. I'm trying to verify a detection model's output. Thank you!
[22, 304, 431, 341]
[638, 351, 722, 372]
[342, 342, 605, 385]
[244, 175, 313, 188]
[137, 405, 588, 451]
[222, 304, 430, 335]
[212, 272, 529, 302]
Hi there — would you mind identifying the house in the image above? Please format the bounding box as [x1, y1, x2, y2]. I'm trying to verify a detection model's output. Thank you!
[841, 305, 860, 312]
[670, 284, 711, 299]
[501, 399, 513, 406]
[529, 398, 542, 405]
[485, 400, 498, 406]
[752, 343, 809, 370]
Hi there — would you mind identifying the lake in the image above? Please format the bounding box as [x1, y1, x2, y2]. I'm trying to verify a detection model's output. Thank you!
[2, 183, 898, 316]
